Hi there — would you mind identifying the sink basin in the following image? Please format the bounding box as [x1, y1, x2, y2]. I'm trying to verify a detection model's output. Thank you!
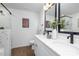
[51, 42, 79, 56]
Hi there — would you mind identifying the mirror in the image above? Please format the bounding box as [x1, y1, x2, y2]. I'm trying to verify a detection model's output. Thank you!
[59, 3, 79, 32]
[45, 3, 56, 32]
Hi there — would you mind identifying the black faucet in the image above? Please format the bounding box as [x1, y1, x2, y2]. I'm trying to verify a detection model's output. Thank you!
[46, 30, 52, 39]
[67, 34, 74, 44]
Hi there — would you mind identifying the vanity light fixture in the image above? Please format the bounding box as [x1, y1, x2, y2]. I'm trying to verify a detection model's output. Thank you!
[43, 3, 54, 11]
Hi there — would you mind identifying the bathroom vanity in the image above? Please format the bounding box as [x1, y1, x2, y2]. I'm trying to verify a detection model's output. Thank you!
[34, 35, 79, 56]
[34, 35, 59, 56]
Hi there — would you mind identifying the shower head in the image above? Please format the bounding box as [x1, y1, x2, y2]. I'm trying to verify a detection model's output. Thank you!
[0, 10, 3, 13]
[0, 10, 5, 15]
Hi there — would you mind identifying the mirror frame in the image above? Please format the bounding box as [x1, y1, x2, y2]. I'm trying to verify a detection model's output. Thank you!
[44, 3, 57, 34]
[58, 3, 79, 35]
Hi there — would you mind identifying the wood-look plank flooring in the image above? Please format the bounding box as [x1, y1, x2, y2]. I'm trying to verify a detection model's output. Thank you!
[11, 46, 35, 56]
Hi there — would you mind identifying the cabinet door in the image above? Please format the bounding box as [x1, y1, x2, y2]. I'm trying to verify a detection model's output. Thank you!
[34, 38, 51, 56]
[34, 38, 48, 56]
[34, 38, 39, 56]
[34, 37, 59, 56]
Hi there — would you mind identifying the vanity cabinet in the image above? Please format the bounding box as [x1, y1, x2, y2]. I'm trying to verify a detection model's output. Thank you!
[0, 30, 11, 56]
[34, 36, 59, 56]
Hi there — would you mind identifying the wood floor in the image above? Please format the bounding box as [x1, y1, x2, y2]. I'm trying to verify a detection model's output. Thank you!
[11, 46, 35, 56]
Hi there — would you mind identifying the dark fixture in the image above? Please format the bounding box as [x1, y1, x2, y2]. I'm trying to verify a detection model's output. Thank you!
[46, 30, 52, 39]
[0, 3, 12, 15]
[0, 10, 4, 15]
[67, 34, 74, 44]
[0, 10, 3, 13]
[0, 27, 4, 29]
[0, 10, 5, 15]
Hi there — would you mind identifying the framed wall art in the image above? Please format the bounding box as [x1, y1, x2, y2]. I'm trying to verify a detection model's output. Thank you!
[22, 18, 29, 28]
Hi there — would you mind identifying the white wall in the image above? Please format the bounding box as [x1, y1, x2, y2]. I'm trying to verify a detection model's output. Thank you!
[10, 8, 40, 48]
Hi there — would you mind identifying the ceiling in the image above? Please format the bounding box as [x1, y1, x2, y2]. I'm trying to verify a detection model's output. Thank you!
[3, 3, 44, 13]
[2, 3, 79, 15]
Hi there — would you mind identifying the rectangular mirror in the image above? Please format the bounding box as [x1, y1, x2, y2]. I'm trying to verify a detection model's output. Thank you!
[45, 3, 57, 32]
[58, 3, 79, 34]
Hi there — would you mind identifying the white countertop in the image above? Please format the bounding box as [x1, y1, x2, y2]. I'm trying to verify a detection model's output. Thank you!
[35, 34, 79, 56]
